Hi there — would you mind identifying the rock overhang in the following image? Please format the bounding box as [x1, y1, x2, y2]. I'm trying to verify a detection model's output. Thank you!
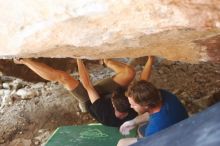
[0, 0, 220, 63]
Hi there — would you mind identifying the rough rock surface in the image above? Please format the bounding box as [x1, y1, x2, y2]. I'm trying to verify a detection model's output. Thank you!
[0, 0, 220, 62]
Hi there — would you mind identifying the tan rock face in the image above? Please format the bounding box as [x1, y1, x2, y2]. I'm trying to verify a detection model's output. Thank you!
[0, 0, 220, 63]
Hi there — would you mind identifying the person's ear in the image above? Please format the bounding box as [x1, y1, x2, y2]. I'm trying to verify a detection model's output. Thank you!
[143, 105, 149, 109]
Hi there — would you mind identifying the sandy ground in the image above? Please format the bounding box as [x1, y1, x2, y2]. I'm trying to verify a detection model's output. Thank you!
[0, 58, 220, 146]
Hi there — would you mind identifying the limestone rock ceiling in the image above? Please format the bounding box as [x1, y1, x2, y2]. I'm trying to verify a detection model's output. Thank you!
[0, 0, 220, 63]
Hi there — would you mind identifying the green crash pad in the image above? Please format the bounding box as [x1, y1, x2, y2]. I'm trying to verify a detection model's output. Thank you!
[45, 124, 136, 146]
